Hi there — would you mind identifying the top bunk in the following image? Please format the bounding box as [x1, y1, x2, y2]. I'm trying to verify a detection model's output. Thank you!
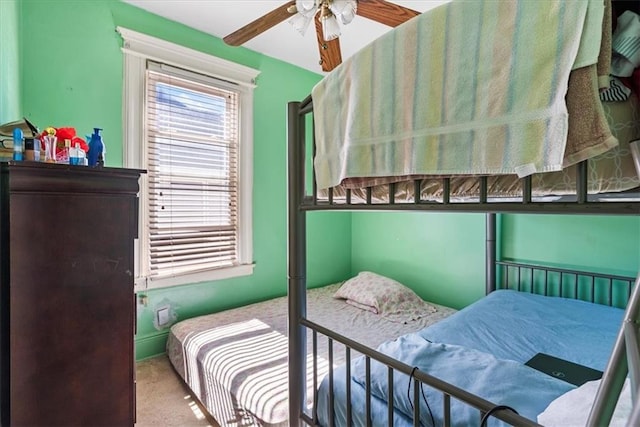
[287, 0, 640, 216]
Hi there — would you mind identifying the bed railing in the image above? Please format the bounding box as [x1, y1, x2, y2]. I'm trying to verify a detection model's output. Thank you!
[292, 97, 640, 216]
[589, 272, 640, 427]
[302, 319, 541, 427]
[494, 261, 636, 308]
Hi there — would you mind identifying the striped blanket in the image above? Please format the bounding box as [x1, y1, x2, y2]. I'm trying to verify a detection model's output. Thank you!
[312, 0, 605, 190]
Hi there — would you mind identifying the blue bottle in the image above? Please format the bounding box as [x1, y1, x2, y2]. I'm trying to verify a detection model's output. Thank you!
[87, 128, 104, 167]
[12, 128, 24, 161]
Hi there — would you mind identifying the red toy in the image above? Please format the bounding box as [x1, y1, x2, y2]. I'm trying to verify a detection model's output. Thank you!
[39, 127, 89, 159]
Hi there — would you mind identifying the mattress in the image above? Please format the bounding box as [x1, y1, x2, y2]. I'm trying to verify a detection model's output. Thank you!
[317, 290, 625, 426]
[166, 283, 455, 426]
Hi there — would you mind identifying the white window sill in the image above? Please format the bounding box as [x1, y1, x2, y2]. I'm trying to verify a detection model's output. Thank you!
[135, 264, 255, 292]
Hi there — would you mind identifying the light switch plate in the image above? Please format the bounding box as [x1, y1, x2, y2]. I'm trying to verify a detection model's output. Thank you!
[156, 306, 171, 327]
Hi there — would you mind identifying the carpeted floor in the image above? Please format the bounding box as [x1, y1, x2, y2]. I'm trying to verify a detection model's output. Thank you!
[136, 355, 220, 427]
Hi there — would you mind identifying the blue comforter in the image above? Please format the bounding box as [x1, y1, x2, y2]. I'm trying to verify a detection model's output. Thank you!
[351, 336, 572, 426]
[418, 289, 623, 367]
[317, 290, 624, 427]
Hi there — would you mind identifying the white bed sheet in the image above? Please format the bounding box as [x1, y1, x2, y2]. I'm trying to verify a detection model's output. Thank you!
[166, 283, 455, 426]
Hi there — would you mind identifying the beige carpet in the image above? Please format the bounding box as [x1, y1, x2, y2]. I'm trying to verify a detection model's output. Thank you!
[136, 355, 220, 427]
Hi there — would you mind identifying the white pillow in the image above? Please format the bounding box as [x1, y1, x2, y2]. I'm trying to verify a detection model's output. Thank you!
[333, 271, 436, 323]
[537, 378, 631, 427]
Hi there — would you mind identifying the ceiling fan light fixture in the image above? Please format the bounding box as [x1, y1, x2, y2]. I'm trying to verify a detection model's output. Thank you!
[295, 0, 318, 18]
[289, 0, 319, 36]
[223, 0, 422, 72]
[329, 0, 357, 25]
[289, 12, 313, 36]
[320, 6, 341, 41]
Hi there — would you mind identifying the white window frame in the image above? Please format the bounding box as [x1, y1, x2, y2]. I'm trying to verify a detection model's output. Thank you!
[118, 27, 258, 291]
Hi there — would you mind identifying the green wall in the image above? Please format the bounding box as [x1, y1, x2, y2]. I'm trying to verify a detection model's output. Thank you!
[0, 0, 21, 123]
[500, 215, 640, 275]
[17, 0, 352, 359]
[352, 212, 640, 310]
[352, 213, 487, 309]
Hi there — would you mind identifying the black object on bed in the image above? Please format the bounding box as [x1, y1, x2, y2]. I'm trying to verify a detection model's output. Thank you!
[525, 353, 604, 387]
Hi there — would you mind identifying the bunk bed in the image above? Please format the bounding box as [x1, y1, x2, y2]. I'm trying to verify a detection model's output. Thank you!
[287, 1, 640, 426]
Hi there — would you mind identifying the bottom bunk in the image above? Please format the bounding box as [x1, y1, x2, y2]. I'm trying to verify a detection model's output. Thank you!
[305, 264, 637, 427]
[166, 262, 638, 426]
[166, 280, 454, 426]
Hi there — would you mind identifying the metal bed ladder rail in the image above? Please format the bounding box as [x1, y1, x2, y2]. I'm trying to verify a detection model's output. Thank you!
[588, 272, 640, 426]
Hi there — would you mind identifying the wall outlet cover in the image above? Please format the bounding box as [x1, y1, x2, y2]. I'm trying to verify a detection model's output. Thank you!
[156, 306, 171, 327]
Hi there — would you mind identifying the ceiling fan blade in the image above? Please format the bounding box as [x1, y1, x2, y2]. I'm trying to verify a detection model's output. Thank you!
[356, 0, 420, 27]
[315, 14, 342, 72]
[223, 0, 296, 46]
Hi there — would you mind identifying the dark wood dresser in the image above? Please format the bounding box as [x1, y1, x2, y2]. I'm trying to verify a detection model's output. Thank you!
[0, 162, 142, 426]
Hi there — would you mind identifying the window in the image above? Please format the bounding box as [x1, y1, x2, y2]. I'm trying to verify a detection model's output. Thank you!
[119, 28, 259, 290]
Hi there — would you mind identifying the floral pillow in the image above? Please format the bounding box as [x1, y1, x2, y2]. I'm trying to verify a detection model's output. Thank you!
[334, 271, 437, 323]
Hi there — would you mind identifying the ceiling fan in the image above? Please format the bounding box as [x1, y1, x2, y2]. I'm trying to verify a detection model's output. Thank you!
[223, 0, 421, 72]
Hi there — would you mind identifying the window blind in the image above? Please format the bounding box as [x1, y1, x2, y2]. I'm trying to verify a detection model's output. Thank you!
[145, 62, 240, 279]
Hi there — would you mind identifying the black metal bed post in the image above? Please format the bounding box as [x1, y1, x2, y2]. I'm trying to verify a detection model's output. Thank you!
[587, 272, 640, 426]
[486, 213, 496, 295]
[287, 101, 307, 426]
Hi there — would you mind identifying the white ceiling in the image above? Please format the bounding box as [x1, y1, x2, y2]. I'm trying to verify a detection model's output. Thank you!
[121, 0, 450, 74]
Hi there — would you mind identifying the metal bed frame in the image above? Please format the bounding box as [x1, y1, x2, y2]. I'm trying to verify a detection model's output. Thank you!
[287, 96, 640, 426]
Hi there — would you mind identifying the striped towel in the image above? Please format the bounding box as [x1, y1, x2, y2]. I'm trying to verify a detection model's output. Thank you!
[312, 0, 604, 190]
